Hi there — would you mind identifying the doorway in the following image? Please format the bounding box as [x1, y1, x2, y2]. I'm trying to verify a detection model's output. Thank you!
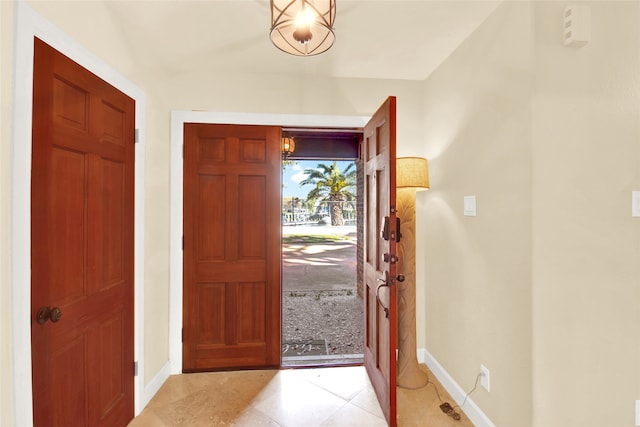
[170, 101, 397, 424]
[281, 158, 362, 366]
[12, 7, 146, 423]
[169, 114, 370, 373]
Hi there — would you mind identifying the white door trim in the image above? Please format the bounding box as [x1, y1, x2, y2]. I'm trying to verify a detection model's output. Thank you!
[169, 111, 369, 374]
[11, 3, 146, 424]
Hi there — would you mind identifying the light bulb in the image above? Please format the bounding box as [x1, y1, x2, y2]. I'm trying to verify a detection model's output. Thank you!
[295, 8, 315, 27]
[293, 7, 314, 44]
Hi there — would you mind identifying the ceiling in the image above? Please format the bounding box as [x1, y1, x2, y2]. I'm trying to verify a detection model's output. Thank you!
[103, 0, 502, 81]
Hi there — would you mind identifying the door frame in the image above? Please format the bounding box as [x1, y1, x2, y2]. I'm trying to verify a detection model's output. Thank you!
[10, 3, 146, 425]
[169, 111, 369, 373]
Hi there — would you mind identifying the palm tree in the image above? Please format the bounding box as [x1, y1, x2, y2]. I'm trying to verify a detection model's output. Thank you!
[300, 161, 356, 226]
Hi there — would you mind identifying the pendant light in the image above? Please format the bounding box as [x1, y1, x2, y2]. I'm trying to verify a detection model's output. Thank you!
[270, 0, 336, 56]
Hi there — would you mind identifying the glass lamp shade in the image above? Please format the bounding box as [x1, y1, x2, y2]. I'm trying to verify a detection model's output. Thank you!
[396, 157, 430, 191]
[282, 137, 296, 157]
[270, 0, 336, 56]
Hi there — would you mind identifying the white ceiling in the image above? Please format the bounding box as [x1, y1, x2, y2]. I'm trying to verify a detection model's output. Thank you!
[103, 0, 502, 81]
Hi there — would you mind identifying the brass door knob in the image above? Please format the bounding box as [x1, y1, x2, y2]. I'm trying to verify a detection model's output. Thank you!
[36, 306, 63, 324]
[50, 307, 62, 322]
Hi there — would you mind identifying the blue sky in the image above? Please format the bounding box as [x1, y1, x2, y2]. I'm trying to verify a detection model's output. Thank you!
[282, 160, 356, 200]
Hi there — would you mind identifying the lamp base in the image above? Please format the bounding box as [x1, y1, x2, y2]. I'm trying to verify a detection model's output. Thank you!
[395, 187, 428, 390]
[397, 358, 428, 389]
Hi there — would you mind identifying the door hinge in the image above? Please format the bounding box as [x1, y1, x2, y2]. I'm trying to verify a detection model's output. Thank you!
[134, 361, 138, 376]
[135, 128, 140, 143]
[181, 328, 184, 343]
[182, 144, 184, 158]
[182, 236, 184, 250]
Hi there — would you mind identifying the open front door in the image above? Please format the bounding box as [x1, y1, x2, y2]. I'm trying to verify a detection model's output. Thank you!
[363, 97, 397, 426]
[182, 123, 282, 371]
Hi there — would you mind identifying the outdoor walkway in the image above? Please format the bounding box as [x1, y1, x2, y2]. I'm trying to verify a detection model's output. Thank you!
[282, 224, 356, 292]
[281, 225, 362, 365]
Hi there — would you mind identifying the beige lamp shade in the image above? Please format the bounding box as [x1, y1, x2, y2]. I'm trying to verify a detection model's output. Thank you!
[396, 157, 429, 190]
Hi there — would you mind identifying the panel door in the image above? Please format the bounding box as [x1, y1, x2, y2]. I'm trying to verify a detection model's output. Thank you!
[31, 38, 135, 426]
[363, 96, 398, 427]
[183, 123, 281, 371]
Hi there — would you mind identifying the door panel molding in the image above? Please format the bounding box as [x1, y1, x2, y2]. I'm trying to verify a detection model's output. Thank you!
[11, 3, 146, 424]
[182, 123, 281, 371]
[363, 96, 397, 426]
[31, 37, 135, 425]
[169, 111, 369, 373]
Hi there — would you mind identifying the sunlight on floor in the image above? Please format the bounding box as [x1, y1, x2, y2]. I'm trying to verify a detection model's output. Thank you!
[128, 365, 475, 427]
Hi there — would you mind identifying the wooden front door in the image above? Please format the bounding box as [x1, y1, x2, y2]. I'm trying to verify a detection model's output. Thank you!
[31, 38, 135, 426]
[363, 97, 398, 426]
[183, 123, 281, 371]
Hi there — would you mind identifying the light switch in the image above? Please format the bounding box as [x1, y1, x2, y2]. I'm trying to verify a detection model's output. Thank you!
[632, 191, 640, 218]
[464, 196, 476, 217]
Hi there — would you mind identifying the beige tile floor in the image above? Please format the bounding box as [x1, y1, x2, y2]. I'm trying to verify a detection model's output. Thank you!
[128, 365, 474, 427]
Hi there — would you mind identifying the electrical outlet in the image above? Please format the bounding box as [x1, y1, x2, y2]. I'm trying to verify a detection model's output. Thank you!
[480, 364, 490, 392]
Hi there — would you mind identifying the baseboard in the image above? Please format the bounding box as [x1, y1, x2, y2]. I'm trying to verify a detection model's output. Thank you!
[139, 361, 171, 413]
[418, 348, 496, 427]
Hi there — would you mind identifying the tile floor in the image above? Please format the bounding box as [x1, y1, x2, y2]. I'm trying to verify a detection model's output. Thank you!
[128, 365, 474, 427]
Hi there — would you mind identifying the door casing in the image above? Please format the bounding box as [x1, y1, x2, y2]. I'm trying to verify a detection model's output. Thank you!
[169, 111, 369, 373]
[10, 3, 146, 424]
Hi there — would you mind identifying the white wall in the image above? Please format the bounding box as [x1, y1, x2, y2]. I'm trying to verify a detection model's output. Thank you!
[1, 2, 16, 424]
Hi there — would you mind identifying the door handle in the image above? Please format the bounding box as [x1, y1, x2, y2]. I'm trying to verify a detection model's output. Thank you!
[375, 272, 404, 318]
[36, 306, 63, 325]
[376, 271, 391, 318]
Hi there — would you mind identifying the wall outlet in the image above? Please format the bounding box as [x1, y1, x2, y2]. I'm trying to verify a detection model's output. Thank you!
[480, 364, 490, 392]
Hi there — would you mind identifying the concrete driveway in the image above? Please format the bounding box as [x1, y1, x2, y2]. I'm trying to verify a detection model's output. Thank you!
[282, 225, 356, 291]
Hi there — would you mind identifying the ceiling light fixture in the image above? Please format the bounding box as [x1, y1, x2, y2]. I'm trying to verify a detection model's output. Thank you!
[270, 0, 336, 56]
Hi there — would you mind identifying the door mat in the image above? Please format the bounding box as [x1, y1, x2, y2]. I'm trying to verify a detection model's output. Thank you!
[282, 339, 328, 356]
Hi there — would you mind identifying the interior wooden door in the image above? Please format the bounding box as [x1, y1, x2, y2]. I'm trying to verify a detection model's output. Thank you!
[363, 96, 398, 427]
[31, 38, 135, 426]
[183, 123, 281, 371]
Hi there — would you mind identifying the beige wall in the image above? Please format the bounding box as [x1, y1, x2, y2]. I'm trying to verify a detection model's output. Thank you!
[421, 2, 534, 425]
[1, 2, 16, 425]
[420, 1, 640, 426]
[163, 69, 425, 149]
[531, 2, 640, 426]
